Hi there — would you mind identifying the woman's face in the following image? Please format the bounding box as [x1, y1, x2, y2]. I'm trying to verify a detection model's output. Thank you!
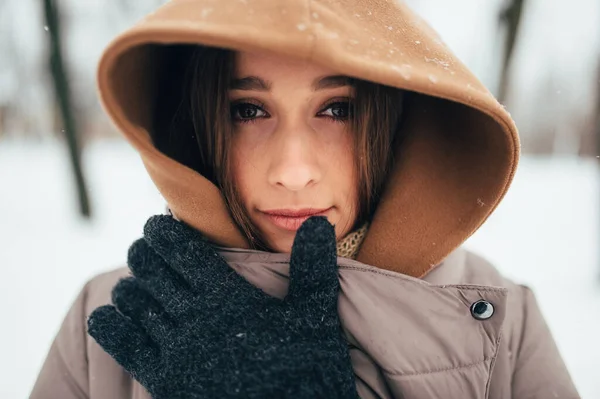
[229, 51, 359, 253]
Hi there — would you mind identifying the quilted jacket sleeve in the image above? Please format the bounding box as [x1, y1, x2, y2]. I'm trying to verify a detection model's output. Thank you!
[30, 283, 91, 399]
[511, 286, 579, 399]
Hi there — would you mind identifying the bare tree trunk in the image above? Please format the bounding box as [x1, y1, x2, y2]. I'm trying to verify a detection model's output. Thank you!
[595, 61, 600, 157]
[498, 0, 526, 103]
[42, 0, 91, 218]
[594, 59, 600, 281]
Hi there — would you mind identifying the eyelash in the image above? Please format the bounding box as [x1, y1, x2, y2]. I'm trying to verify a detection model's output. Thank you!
[230, 98, 353, 125]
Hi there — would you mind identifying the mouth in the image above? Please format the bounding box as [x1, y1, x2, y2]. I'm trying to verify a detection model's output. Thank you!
[260, 207, 332, 231]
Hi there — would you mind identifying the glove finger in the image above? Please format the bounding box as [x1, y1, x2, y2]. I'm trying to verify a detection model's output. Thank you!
[127, 238, 196, 318]
[143, 215, 268, 304]
[112, 277, 173, 345]
[87, 305, 158, 380]
[286, 216, 340, 322]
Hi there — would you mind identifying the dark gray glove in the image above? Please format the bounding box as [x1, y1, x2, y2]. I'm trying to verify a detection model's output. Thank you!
[87, 215, 359, 398]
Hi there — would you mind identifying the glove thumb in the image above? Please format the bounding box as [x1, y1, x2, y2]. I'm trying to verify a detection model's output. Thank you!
[286, 216, 340, 323]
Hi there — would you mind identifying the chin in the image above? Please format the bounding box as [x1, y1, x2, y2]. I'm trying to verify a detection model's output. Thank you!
[250, 219, 294, 253]
[265, 237, 294, 254]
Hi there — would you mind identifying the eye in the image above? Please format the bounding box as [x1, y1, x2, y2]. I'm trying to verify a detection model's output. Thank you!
[318, 101, 353, 121]
[230, 102, 268, 123]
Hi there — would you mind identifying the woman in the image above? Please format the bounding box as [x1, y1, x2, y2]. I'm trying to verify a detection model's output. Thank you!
[30, 0, 579, 398]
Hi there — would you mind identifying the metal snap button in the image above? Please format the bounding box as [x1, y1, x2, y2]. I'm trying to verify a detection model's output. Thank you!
[470, 300, 494, 320]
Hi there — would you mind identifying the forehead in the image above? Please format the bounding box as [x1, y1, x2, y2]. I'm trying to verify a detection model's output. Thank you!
[234, 50, 337, 79]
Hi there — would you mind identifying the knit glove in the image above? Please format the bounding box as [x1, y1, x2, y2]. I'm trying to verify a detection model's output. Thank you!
[87, 215, 359, 398]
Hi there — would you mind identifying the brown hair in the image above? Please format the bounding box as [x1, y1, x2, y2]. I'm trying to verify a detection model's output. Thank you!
[153, 45, 405, 250]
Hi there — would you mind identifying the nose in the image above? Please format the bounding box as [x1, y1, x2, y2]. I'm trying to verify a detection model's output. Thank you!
[267, 125, 322, 192]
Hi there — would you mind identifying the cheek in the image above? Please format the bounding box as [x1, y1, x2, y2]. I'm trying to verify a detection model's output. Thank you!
[229, 129, 270, 208]
[315, 123, 359, 226]
[328, 124, 356, 184]
[335, 134, 357, 195]
[229, 139, 253, 206]
[339, 134, 359, 218]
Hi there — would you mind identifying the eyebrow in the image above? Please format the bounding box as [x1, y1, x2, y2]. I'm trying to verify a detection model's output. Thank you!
[312, 75, 353, 90]
[229, 76, 270, 91]
[229, 75, 353, 91]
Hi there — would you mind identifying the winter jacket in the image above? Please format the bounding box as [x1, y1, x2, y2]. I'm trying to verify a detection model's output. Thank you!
[31, 247, 578, 398]
[30, 0, 579, 397]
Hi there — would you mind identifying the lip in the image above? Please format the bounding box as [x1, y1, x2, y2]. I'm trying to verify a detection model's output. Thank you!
[261, 207, 332, 231]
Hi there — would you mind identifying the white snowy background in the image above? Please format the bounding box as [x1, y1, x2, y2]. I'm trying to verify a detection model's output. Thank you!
[1, 0, 599, 398]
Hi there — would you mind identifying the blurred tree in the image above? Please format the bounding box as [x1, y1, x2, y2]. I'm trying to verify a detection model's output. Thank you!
[498, 0, 526, 103]
[43, 0, 91, 218]
[596, 60, 600, 157]
[596, 58, 600, 279]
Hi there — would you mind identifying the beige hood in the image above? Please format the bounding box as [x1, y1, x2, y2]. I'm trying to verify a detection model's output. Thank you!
[96, 0, 520, 278]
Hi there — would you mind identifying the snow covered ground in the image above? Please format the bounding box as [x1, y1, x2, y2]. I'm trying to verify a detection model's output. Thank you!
[1, 139, 599, 398]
